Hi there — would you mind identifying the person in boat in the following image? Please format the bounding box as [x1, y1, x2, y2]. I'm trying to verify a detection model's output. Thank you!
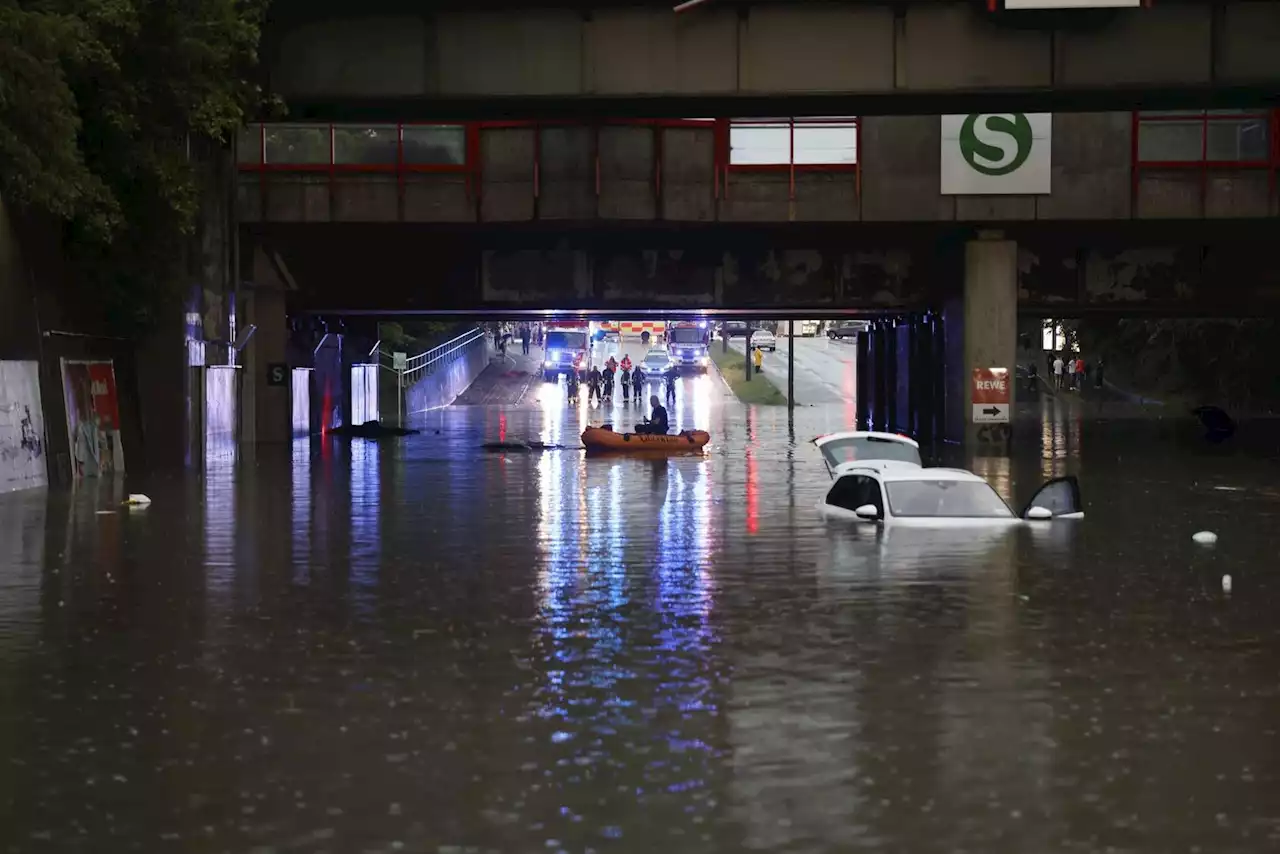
[635, 394, 669, 435]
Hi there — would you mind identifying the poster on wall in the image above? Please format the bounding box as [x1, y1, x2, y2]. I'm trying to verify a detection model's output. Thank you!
[60, 359, 126, 479]
[0, 360, 47, 492]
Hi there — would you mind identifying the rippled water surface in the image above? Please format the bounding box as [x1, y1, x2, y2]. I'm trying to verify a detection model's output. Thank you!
[3, 381, 1280, 853]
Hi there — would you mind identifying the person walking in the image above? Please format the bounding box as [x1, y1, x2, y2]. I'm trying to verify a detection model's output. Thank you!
[520, 324, 531, 356]
[1052, 354, 1065, 390]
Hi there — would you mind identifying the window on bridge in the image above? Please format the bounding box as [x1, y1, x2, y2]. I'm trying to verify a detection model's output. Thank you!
[401, 125, 466, 166]
[334, 125, 398, 166]
[262, 124, 331, 165]
[1137, 110, 1272, 165]
[728, 118, 858, 167]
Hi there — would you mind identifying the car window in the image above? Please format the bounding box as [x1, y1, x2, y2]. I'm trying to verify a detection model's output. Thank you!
[885, 481, 1013, 518]
[820, 436, 921, 469]
[825, 475, 884, 515]
[1022, 476, 1082, 517]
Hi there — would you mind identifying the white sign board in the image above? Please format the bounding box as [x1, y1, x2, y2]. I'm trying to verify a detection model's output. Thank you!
[1004, 1, 1140, 8]
[941, 114, 1052, 195]
[972, 403, 1010, 423]
[392, 351, 407, 371]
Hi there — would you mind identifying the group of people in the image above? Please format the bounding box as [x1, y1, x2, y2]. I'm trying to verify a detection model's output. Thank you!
[1050, 353, 1104, 391]
[492, 323, 542, 358]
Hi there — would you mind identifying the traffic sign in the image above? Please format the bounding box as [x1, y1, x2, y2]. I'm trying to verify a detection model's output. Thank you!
[392, 351, 407, 371]
[267, 363, 288, 387]
[972, 367, 1010, 423]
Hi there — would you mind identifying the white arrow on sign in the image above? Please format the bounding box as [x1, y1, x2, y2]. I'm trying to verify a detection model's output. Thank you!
[972, 403, 1009, 423]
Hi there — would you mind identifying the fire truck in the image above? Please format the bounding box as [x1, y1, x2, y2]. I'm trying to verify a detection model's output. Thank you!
[542, 319, 590, 381]
[665, 320, 711, 373]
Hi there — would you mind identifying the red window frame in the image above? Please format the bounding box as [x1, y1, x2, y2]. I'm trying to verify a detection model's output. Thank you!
[238, 117, 862, 203]
[1131, 109, 1280, 204]
[719, 117, 861, 200]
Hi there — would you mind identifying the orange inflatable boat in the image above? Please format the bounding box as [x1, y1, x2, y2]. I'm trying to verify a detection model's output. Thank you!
[581, 425, 710, 453]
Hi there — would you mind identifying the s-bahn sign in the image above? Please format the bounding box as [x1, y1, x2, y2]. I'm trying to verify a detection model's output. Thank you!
[941, 113, 1051, 195]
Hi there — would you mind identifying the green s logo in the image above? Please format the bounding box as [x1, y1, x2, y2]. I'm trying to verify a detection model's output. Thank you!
[959, 114, 1033, 177]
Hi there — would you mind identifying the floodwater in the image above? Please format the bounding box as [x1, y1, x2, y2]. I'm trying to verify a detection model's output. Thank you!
[3, 376, 1280, 854]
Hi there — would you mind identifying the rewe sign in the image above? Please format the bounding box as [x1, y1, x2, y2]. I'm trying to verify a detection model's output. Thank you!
[941, 113, 1052, 195]
[972, 367, 1011, 424]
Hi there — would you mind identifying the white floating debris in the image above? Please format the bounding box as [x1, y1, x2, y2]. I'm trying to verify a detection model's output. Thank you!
[124, 494, 152, 506]
[1222, 575, 1233, 593]
[1192, 531, 1218, 545]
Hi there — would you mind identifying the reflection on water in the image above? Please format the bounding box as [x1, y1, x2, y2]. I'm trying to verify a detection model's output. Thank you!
[3, 392, 1280, 853]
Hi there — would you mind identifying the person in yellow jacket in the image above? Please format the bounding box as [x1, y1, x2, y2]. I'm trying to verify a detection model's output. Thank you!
[752, 345, 764, 375]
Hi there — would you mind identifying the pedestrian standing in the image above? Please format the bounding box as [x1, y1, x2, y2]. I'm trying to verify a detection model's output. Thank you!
[1052, 354, 1064, 390]
[520, 324, 531, 356]
[1075, 357, 1085, 390]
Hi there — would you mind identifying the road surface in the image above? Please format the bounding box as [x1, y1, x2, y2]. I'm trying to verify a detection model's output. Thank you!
[727, 334, 857, 406]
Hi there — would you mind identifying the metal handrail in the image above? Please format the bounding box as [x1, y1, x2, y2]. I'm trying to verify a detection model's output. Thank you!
[402, 327, 486, 378]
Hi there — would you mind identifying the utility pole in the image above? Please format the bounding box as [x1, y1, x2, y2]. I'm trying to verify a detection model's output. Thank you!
[787, 320, 795, 411]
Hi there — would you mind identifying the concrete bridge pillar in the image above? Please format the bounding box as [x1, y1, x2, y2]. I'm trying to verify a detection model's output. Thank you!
[962, 236, 1018, 447]
[240, 248, 291, 445]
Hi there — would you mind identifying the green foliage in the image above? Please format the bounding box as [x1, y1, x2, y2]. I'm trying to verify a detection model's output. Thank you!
[0, 0, 268, 334]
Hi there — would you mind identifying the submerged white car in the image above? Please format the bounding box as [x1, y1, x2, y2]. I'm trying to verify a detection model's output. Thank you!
[814, 431, 1084, 526]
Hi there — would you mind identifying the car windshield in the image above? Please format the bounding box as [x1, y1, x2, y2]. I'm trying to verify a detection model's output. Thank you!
[886, 480, 1013, 518]
[820, 436, 922, 469]
[643, 351, 669, 366]
[669, 328, 704, 344]
[545, 331, 586, 350]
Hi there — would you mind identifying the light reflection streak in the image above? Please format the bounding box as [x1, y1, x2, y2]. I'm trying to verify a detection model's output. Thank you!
[291, 438, 311, 586]
[349, 439, 381, 618]
[745, 408, 759, 534]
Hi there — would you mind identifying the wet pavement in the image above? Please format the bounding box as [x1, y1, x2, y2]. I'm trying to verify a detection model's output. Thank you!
[3, 376, 1280, 853]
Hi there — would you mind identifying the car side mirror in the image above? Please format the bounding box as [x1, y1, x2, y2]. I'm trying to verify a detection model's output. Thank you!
[854, 504, 880, 521]
[1026, 506, 1053, 521]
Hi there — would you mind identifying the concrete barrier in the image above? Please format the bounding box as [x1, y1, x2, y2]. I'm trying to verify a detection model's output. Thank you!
[404, 332, 488, 415]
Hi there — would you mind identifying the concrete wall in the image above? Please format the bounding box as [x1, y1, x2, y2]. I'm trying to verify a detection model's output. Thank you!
[404, 337, 488, 414]
[261, 220, 1280, 316]
[244, 111, 1276, 226]
[268, 2, 1280, 99]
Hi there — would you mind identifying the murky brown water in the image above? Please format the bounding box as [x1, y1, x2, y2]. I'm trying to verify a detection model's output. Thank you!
[3, 379, 1280, 853]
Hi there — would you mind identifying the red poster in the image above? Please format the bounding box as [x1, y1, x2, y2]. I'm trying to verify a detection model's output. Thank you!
[60, 359, 126, 478]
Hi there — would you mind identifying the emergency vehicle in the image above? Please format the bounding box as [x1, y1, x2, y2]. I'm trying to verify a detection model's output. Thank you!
[666, 320, 711, 373]
[542, 320, 590, 381]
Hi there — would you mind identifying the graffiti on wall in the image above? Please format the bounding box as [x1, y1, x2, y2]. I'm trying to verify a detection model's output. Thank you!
[0, 360, 47, 492]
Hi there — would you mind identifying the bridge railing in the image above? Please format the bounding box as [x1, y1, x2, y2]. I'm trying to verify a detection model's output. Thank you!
[373, 327, 487, 424]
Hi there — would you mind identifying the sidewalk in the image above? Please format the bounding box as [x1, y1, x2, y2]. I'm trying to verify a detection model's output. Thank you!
[452, 342, 544, 406]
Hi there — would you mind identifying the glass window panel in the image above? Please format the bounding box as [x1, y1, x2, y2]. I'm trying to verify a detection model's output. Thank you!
[1207, 118, 1270, 161]
[402, 125, 466, 166]
[794, 123, 857, 164]
[333, 124, 399, 165]
[263, 124, 330, 165]
[730, 122, 789, 165]
[236, 124, 262, 164]
[1137, 120, 1203, 162]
